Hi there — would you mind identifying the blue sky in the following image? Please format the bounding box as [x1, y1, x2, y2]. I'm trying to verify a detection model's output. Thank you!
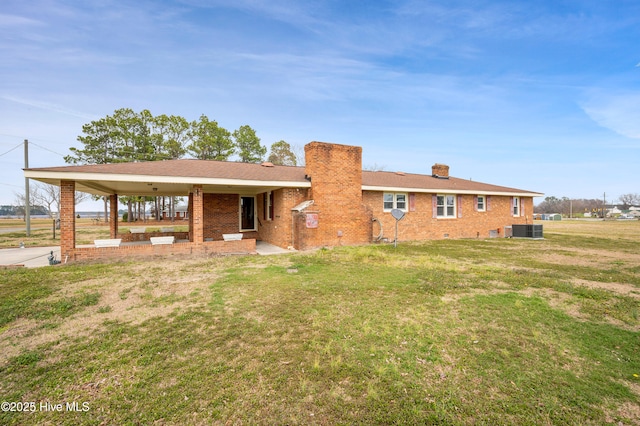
[1, 0, 639, 209]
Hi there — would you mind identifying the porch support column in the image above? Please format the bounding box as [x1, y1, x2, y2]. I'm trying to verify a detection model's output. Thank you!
[188, 193, 193, 242]
[60, 180, 76, 258]
[192, 185, 204, 245]
[109, 194, 118, 238]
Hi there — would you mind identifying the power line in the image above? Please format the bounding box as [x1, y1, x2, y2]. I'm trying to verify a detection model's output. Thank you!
[29, 141, 66, 158]
[0, 181, 24, 189]
[1, 133, 72, 154]
[0, 142, 23, 157]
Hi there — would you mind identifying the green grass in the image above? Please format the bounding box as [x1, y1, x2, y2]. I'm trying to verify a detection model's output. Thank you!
[0, 221, 639, 425]
[0, 264, 115, 328]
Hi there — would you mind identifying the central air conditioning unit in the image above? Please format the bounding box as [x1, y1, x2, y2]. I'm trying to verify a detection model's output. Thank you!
[511, 224, 543, 239]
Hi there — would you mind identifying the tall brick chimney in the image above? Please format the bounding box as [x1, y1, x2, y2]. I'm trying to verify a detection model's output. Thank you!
[432, 163, 450, 178]
[298, 142, 371, 248]
[305, 142, 363, 206]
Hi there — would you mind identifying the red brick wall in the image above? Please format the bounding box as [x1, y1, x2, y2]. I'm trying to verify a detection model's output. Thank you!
[257, 188, 309, 249]
[188, 192, 194, 242]
[118, 232, 189, 242]
[60, 180, 76, 258]
[192, 185, 204, 244]
[67, 239, 256, 262]
[202, 193, 243, 240]
[364, 191, 535, 241]
[300, 142, 372, 249]
[109, 195, 118, 238]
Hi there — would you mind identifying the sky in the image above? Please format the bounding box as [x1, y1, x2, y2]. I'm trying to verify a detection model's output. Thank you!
[1, 0, 639, 210]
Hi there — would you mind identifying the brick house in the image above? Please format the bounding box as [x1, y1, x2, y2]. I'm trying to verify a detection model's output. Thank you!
[24, 141, 542, 262]
[161, 205, 188, 220]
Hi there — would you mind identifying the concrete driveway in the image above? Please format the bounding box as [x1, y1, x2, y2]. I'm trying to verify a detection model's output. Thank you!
[0, 246, 62, 268]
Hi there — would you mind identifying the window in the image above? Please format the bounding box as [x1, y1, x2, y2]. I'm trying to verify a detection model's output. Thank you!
[477, 195, 486, 212]
[437, 195, 456, 218]
[383, 193, 408, 211]
[240, 196, 256, 231]
[383, 193, 394, 210]
[512, 197, 520, 216]
[263, 191, 274, 221]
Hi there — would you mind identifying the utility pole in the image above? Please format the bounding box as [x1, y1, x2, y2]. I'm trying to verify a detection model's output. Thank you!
[570, 199, 573, 219]
[24, 139, 31, 236]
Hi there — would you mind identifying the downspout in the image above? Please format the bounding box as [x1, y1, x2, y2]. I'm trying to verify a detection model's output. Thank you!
[291, 211, 295, 249]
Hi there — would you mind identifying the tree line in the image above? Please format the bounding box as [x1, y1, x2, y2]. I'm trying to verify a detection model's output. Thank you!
[0, 204, 49, 217]
[535, 194, 640, 217]
[61, 108, 301, 222]
[64, 108, 300, 166]
[14, 109, 301, 221]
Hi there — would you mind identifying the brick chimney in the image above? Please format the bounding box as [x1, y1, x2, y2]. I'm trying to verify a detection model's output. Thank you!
[432, 163, 450, 178]
[298, 141, 372, 248]
[305, 142, 363, 205]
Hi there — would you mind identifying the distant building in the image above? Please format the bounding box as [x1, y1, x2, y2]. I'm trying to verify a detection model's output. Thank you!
[162, 205, 188, 220]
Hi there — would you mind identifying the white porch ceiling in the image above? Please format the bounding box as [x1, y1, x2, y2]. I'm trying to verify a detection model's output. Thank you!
[24, 171, 311, 197]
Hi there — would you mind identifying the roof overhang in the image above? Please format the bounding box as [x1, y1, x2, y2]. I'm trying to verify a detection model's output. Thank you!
[24, 170, 311, 196]
[362, 185, 544, 197]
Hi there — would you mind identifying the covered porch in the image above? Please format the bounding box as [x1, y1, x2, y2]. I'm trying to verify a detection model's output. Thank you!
[24, 160, 310, 263]
[59, 182, 257, 262]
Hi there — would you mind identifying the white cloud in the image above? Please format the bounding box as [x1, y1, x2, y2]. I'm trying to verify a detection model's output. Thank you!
[0, 95, 95, 120]
[582, 92, 640, 139]
[0, 13, 43, 27]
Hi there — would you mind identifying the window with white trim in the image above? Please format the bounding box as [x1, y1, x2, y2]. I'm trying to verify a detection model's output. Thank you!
[263, 191, 274, 221]
[437, 194, 456, 218]
[477, 195, 486, 212]
[383, 193, 407, 211]
[512, 197, 520, 217]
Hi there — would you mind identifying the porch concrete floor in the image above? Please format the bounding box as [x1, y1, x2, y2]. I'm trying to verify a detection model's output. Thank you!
[256, 241, 295, 255]
[79, 239, 294, 255]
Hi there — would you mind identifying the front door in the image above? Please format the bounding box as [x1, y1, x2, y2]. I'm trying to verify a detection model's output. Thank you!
[240, 196, 256, 231]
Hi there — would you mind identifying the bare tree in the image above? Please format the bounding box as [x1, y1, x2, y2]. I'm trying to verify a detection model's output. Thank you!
[290, 143, 306, 167]
[16, 183, 91, 219]
[13, 187, 40, 220]
[363, 163, 387, 172]
[618, 193, 640, 209]
[30, 183, 57, 218]
[535, 196, 606, 217]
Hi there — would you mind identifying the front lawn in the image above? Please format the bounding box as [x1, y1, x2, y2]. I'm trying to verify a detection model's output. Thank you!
[1, 220, 639, 424]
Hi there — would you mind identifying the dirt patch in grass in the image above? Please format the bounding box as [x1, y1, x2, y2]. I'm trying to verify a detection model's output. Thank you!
[441, 283, 638, 333]
[537, 248, 640, 268]
[609, 382, 640, 425]
[570, 278, 640, 299]
[0, 257, 222, 365]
